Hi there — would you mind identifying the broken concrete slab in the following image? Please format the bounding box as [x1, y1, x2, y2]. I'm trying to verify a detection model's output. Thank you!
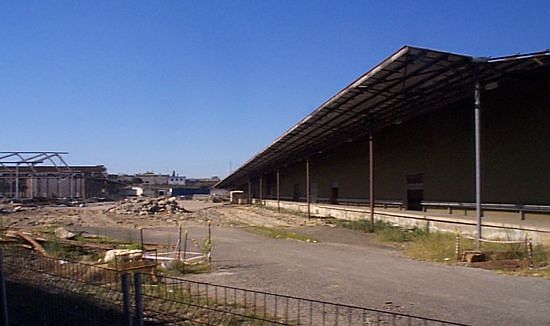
[54, 227, 77, 240]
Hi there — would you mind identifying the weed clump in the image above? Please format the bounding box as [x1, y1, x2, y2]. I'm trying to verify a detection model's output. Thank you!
[246, 226, 318, 243]
[404, 232, 456, 262]
[329, 218, 427, 242]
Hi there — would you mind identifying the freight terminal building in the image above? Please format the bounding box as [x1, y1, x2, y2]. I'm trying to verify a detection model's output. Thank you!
[216, 46, 550, 226]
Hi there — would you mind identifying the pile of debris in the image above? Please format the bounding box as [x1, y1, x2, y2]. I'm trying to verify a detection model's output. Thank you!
[105, 196, 191, 215]
[0, 198, 86, 214]
[0, 202, 25, 214]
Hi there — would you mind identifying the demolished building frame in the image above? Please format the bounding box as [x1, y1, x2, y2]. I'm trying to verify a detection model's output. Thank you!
[0, 151, 108, 199]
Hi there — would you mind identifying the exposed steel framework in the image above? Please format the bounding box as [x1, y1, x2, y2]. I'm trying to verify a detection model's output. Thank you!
[0, 151, 74, 199]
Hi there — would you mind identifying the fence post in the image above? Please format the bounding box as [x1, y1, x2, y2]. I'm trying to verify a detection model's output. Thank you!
[0, 250, 8, 326]
[176, 224, 182, 260]
[121, 273, 132, 326]
[526, 238, 534, 269]
[140, 228, 144, 250]
[182, 229, 188, 274]
[208, 220, 212, 265]
[134, 272, 144, 326]
[455, 232, 461, 261]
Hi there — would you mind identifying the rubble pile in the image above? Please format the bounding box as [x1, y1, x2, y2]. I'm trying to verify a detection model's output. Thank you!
[105, 196, 191, 215]
[0, 203, 25, 214]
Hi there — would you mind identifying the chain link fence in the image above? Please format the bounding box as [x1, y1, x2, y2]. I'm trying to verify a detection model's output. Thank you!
[0, 248, 467, 325]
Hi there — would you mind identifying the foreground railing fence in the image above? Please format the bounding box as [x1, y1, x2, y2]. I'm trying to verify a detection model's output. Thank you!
[0, 248, 467, 325]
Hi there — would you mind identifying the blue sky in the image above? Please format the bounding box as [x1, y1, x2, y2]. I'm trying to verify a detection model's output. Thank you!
[1, 1, 549, 177]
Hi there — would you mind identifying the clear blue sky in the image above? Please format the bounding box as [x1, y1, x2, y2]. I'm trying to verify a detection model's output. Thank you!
[1, 1, 549, 177]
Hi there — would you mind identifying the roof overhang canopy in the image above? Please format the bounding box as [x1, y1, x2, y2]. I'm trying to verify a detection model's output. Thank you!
[217, 45, 550, 189]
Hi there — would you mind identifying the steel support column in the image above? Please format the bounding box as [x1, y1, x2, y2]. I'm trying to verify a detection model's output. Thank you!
[247, 177, 252, 205]
[276, 169, 280, 212]
[81, 173, 86, 199]
[9, 175, 13, 198]
[369, 131, 375, 232]
[15, 165, 19, 200]
[69, 173, 73, 199]
[29, 174, 33, 199]
[474, 65, 482, 249]
[259, 175, 263, 206]
[306, 159, 310, 219]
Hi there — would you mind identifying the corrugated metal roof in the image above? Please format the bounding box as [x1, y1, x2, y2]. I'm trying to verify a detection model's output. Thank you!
[217, 45, 550, 188]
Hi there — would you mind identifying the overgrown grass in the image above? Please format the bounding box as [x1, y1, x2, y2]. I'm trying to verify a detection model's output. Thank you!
[329, 219, 427, 242]
[42, 231, 143, 262]
[457, 238, 549, 264]
[259, 205, 309, 218]
[375, 222, 428, 242]
[403, 232, 457, 262]
[120, 242, 143, 250]
[330, 218, 550, 277]
[44, 237, 98, 261]
[159, 261, 212, 276]
[246, 226, 318, 243]
[182, 263, 211, 274]
[329, 218, 371, 232]
[43, 237, 64, 257]
[533, 244, 549, 263]
[73, 234, 126, 245]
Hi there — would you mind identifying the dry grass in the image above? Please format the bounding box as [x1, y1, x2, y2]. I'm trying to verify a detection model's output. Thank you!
[330, 218, 550, 278]
[403, 232, 457, 262]
[245, 226, 318, 243]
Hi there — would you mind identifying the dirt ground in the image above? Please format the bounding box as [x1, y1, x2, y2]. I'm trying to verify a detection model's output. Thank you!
[0, 200, 330, 231]
[1, 200, 549, 325]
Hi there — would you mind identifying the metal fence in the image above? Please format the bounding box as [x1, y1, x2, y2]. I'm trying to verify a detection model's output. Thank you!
[138, 274, 467, 325]
[1, 248, 129, 325]
[0, 248, 467, 325]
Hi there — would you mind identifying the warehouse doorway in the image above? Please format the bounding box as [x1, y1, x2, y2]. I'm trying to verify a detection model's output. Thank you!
[311, 182, 318, 203]
[293, 184, 300, 201]
[406, 174, 424, 211]
[330, 187, 339, 204]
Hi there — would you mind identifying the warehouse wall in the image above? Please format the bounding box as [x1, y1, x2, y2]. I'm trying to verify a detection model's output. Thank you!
[481, 73, 550, 204]
[246, 72, 550, 206]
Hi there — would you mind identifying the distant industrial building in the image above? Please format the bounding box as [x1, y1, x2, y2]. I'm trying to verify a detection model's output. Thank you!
[110, 172, 220, 198]
[136, 172, 169, 185]
[168, 171, 187, 186]
[170, 176, 220, 197]
[0, 164, 118, 199]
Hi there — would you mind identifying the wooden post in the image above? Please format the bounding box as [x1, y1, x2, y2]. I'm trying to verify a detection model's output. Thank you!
[182, 229, 188, 273]
[455, 233, 461, 261]
[176, 224, 182, 260]
[139, 228, 144, 250]
[208, 220, 212, 265]
[526, 237, 534, 268]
